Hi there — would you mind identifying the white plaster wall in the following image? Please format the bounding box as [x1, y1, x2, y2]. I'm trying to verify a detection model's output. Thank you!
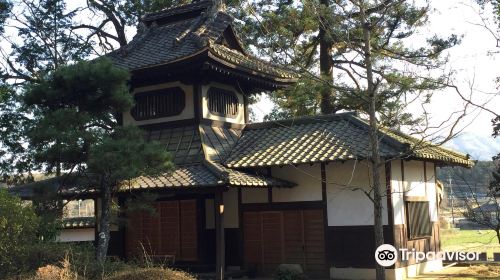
[223, 188, 239, 228]
[391, 160, 439, 225]
[391, 160, 405, 225]
[426, 162, 438, 222]
[271, 164, 322, 202]
[57, 228, 95, 242]
[326, 161, 388, 226]
[123, 82, 194, 126]
[404, 160, 426, 197]
[241, 188, 268, 204]
[201, 82, 245, 124]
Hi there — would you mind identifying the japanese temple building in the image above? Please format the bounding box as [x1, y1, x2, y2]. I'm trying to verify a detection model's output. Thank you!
[12, 1, 473, 279]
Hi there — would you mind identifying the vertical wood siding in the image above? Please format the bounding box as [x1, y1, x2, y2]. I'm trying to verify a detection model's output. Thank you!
[126, 200, 198, 261]
[243, 209, 327, 277]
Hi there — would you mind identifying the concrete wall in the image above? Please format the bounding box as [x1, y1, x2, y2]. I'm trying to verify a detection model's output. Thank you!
[57, 228, 95, 242]
[201, 82, 245, 124]
[326, 161, 388, 226]
[123, 81, 194, 126]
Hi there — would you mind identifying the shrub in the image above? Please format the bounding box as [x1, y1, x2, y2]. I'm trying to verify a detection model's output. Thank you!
[0, 188, 40, 277]
[105, 268, 196, 280]
[273, 264, 307, 280]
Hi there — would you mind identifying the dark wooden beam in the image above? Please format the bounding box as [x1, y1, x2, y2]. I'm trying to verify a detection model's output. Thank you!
[214, 191, 225, 280]
[320, 163, 330, 265]
[193, 83, 202, 122]
[237, 187, 244, 268]
[385, 161, 394, 228]
[94, 198, 99, 248]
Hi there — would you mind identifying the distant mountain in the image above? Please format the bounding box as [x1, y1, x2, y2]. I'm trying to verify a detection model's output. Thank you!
[437, 161, 494, 197]
[444, 133, 500, 161]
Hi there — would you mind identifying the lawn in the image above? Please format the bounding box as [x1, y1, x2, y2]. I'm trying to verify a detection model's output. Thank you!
[441, 229, 500, 259]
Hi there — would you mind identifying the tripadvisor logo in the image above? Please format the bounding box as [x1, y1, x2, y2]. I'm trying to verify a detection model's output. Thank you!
[375, 244, 481, 267]
[375, 244, 398, 267]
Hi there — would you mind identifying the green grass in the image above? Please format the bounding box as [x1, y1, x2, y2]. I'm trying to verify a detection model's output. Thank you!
[441, 229, 500, 258]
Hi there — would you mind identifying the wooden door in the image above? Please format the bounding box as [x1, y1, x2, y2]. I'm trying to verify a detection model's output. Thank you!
[126, 199, 198, 261]
[243, 209, 327, 277]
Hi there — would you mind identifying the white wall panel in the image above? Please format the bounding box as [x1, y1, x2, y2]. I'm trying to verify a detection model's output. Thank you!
[241, 188, 268, 203]
[390, 160, 405, 225]
[271, 164, 322, 202]
[57, 228, 95, 242]
[404, 160, 426, 197]
[325, 161, 388, 226]
[426, 162, 438, 222]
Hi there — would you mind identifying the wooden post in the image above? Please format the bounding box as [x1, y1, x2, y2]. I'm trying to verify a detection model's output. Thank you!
[94, 198, 99, 247]
[214, 191, 225, 280]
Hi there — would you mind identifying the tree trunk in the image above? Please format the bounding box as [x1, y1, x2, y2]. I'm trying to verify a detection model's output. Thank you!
[319, 0, 335, 114]
[96, 183, 111, 263]
[360, 3, 385, 280]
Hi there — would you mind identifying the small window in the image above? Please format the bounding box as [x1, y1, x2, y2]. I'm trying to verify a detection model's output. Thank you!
[406, 201, 432, 239]
[131, 87, 185, 120]
[207, 87, 239, 117]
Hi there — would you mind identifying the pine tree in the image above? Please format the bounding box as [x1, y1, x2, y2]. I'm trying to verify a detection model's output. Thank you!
[23, 58, 173, 262]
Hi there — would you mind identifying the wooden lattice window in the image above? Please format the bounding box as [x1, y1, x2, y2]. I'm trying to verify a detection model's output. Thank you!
[406, 201, 432, 239]
[131, 87, 185, 120]
[207, 87, 239, 117]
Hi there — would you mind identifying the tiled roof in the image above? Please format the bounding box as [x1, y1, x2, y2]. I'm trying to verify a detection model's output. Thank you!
[142, 0, 212, 23]
[62, 217, 95, 229]
[379, 127, 472, 167]
[224, 113, 473, 168]
[199, 124, 294, 188]
[108, 17, 206, 70]
[208, 43, 299, 80]
[117, 124, 293, 191]
[107, 1, 298, 81]
[10, 113, 471, 197]
[209, 161, 293, 187]
[199, 124, 242, 162]
[8, 176, 98, 199]
[119, 161, 292, 191]
[121, 164, 224, 190]
[145, 125, 204, 165]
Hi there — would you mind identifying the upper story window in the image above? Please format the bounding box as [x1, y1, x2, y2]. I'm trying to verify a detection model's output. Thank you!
[207, 87, 239, 117]
[131, 87, 185, 120]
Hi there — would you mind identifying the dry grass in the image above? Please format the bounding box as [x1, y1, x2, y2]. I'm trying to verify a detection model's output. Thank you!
[462, 265, 500, 278]
[30, 256, 85, 280]
[105, 268, 196, 280]
[415, 264, 500, 280]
